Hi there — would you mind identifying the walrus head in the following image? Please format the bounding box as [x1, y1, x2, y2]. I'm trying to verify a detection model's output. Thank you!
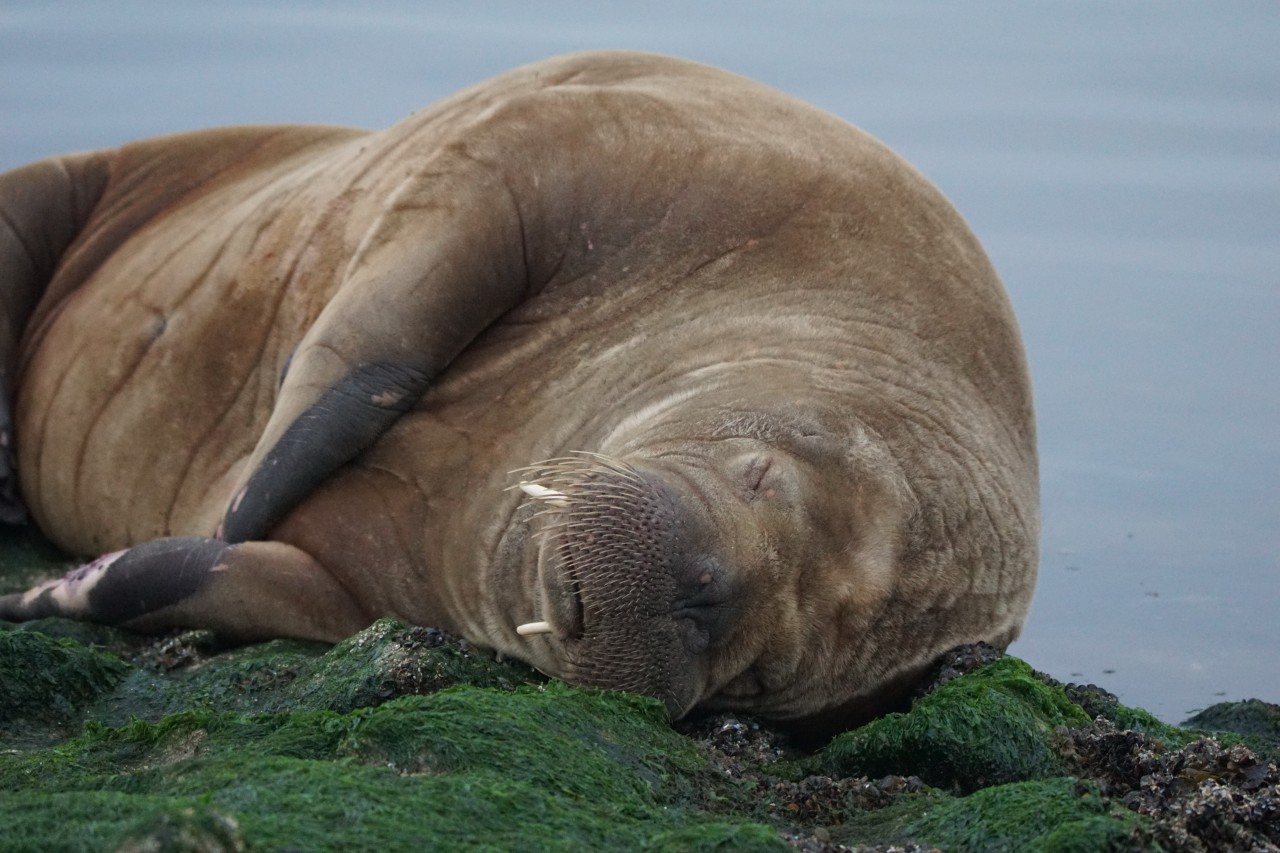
[510, 398, 947, 724]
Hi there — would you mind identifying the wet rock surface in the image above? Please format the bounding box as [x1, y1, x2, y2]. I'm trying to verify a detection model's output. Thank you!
[1067, 720, 1279, 852]
[3, 529, 1278, 851]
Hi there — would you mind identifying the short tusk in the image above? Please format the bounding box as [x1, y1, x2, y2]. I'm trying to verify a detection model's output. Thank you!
[518, 482, 569, 507]
[516, 620, 553, 636]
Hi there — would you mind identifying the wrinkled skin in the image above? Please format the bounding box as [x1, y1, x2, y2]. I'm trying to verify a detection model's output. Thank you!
[0, 51, 1038, 727]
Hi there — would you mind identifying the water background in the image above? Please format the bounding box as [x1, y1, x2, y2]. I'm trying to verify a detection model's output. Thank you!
[2, 1, 1276, 722]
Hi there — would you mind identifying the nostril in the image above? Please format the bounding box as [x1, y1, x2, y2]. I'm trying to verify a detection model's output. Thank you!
[679, 556, 724, 603]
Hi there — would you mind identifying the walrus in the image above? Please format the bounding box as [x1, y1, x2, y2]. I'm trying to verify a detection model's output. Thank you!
[0, 51, 1038, 728]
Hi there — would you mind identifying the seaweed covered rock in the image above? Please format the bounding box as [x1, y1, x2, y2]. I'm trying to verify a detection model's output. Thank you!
[814, 657, 1090, 793]
[115, 807, 247, 853]
[1184, 698, 1280, 758]
[252, 618, 545, 714]
[833, 777, 1154, 852]
[0, 617, 544, 747]
[0, 629, 128, 745]
[0, 686, 784, 851]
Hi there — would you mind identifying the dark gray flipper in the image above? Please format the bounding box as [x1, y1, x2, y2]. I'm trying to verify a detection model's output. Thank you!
[0, 538, 224, 624]
[219, 362, 427, 542]
[0, 537, 368, 642]
[216, 161, 530, 543]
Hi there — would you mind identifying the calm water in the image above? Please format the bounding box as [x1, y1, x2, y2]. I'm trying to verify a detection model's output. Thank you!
[2, 1, 1276, 722]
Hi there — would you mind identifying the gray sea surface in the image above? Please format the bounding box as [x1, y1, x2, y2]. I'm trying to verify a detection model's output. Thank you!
[2, 1, 1276, 722]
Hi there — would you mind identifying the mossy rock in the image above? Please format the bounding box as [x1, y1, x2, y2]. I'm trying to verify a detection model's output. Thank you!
[115, 806, 247, 853]
[103, 618, 545, 722]
[1183, 698, 1280, 759]
[1073, 683, 1280, 764]
[0, 629, 129, 744]
[1, 617, 545, 747]
[281, 618, 542, 713]
[0, 686, 783, 852]
[835, 777, 1155, 852]
[815, 657, 1091, 792]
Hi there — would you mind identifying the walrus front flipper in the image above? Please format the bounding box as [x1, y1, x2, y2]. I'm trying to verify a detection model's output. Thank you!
[218, 362, 428, 543]
[219, 166, 530, 543]
[0, 538, 367, 642]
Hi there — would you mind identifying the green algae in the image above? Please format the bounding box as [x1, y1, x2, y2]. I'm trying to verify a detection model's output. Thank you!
[280, 618, 544, 714]
[816, 657, 1091, 793]
[0, 686, 783, 852]
[1183, 698, 1280, 762]
[110, 637, 335, 720]
[1, 618, 545, 747]
[835, 777, 1155, 852]
[11, 615, 136, 649]
[0, 629, 129, 744]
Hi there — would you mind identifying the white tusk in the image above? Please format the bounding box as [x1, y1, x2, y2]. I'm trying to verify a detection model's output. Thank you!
[516, 620, 554, 636]
[518, 482, 569, 506]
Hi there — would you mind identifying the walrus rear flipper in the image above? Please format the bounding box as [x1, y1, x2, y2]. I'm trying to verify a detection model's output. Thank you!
[0, 153, 111, 525]
[0, 537, 368, 642]
[219, 163, 531, 543]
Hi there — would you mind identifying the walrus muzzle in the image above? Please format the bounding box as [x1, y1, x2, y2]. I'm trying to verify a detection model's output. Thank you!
[517, 454, 732, 715]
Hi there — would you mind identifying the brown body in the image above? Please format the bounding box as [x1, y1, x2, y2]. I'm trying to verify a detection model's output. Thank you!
[0, 52, 1038, 727]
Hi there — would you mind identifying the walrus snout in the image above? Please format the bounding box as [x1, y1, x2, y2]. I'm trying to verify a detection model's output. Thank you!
[515, 453, 733, 715]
